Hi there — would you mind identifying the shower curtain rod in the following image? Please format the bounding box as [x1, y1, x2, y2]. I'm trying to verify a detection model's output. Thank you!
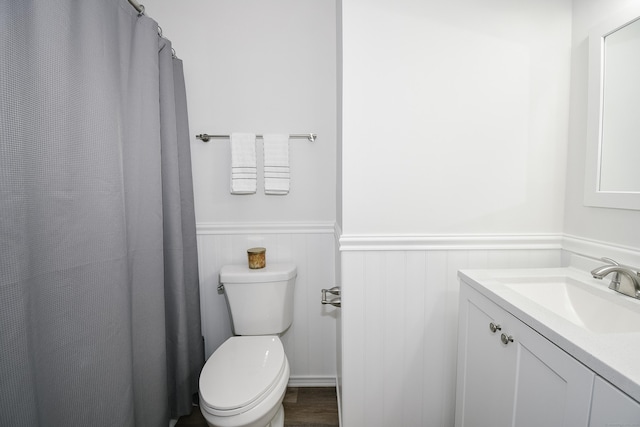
[126, 1, 177, 58]
[128, 0, 145, 14]
[196, 133, 317, 143]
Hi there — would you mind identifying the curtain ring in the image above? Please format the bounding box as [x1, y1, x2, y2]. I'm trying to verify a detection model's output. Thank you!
[137, 4, 145, 16]
[171, 48, 177, 59]
[157, 25, 163, 37]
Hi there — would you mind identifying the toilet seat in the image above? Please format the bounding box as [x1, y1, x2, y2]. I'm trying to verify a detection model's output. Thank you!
[199, 336, 287, 417]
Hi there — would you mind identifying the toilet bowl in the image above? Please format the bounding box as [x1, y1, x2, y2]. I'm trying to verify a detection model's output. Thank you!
[199, 264, 296, 427]
[199, 336, 289, 427]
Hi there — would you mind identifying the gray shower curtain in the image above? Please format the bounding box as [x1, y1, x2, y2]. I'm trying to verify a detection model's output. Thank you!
[0, 1, 204, 426]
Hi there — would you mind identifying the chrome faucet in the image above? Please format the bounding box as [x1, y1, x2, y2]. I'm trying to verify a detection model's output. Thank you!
[590, 257, 640, 299]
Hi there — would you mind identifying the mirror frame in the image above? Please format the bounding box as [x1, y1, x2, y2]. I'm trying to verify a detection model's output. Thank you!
[584, 6, 640, 210]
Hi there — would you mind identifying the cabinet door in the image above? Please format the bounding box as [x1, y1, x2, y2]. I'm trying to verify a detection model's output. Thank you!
[456, 281, 595, 427]
[507, 309, 595, 427]
[589, 377, 640, 427]
[455, 285, 517, 427]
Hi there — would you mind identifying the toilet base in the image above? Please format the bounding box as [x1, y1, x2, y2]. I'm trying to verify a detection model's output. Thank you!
[266, 404, 284, 427]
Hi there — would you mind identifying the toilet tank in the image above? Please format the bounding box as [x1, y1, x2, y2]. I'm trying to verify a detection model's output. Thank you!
[220, 263, 296, 336]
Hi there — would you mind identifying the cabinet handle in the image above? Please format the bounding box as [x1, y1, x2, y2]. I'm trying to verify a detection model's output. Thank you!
[500, 333, 514, 345]
[489, 322, 502, 333]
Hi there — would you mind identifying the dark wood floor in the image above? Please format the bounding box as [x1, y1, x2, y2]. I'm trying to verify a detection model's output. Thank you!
[175, 387, 339, 427]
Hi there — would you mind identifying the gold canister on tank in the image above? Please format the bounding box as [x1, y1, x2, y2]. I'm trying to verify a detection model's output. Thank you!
[247, 247, 266, 269]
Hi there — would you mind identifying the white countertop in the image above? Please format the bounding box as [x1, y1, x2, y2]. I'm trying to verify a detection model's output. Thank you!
[458, 267, 640, 403]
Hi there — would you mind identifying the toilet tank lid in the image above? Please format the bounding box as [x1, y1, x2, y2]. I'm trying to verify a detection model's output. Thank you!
[220, 263, 297, 283]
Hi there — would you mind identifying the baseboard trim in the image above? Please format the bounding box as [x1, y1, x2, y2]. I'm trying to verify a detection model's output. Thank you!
[288, 376, 337, 387]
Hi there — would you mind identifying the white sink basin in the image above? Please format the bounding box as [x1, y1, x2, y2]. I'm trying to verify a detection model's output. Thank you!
[498, 276, 640, 334]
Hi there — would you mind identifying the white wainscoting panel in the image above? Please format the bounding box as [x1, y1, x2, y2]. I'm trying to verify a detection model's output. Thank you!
[340, 242, 563, 427]
[196, 222, 338, 385]
[563, 234, 640, 270]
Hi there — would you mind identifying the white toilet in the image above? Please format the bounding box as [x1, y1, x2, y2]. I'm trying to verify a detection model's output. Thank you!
[199, 263, 296, 427]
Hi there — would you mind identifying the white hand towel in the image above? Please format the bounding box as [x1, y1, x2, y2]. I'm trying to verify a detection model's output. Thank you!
[263, 134, 290, 195]
[264, 166, 290, 179]
[230, 133, 257, 194]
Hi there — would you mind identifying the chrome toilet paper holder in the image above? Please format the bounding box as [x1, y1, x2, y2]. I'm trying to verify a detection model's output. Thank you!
[321, 286, 341, 308]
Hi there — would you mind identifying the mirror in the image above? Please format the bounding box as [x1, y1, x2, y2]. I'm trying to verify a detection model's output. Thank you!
[584, 8, 640, 210]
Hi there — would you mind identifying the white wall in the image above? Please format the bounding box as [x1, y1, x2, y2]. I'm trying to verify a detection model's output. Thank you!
[563, 0, 640, 250]
[145, 0, 339, 385]
[339, 0, 574, 425]
[147, 0, 337, 223]
[341, 0, 572, 236]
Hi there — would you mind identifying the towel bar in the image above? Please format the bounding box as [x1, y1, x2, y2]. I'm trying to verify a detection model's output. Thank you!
[196, 133, 317, 143]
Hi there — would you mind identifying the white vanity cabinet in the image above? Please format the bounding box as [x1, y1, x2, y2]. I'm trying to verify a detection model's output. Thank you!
[589, 377, 640, 427]
[455, 282, 595, 427]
